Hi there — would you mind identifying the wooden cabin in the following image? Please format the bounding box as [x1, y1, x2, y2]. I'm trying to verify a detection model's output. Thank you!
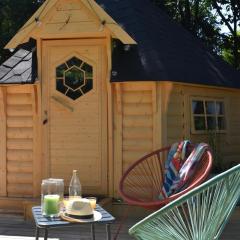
[0, 0, 240, 210]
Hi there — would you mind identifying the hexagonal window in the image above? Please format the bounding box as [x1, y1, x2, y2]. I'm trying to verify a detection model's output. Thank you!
[56, 56, 93, 100]
[67, 57, 82, 68]
[56, 78, 68, 94]
[81, 63, 93, 78]
[64, 67, 85, 90]
[56, 63, 68, 78]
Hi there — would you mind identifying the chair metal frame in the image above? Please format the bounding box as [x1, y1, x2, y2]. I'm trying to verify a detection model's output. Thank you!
[129, 164, 240, 240]
[119, 146, 213, 209]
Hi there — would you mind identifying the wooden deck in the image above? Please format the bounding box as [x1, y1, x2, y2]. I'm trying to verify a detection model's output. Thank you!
[0, 205, 239, 239]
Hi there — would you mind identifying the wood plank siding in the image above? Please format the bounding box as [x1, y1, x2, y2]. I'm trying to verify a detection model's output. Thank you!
[0, 85, 39, 198]
[5, 0, 135, 49]
[163, 82, 240, 167]
[113, 82, 161, 197]
[1, 81, 240, 201]
[112, 81, 240, 197]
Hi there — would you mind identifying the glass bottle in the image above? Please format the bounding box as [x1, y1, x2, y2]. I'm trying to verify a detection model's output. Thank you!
[69, 170, 82, 198]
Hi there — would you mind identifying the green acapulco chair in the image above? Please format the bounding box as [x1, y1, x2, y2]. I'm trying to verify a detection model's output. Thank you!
[129, 164, 240, 240]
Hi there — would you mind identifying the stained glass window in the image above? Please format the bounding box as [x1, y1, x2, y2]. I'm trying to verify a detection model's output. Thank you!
[56, 57, 93, 100]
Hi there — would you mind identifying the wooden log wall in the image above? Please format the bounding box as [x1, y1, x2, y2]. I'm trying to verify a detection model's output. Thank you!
[113, 82, 161, 196]
[163, 83, 185, 145]
[163, 82, 240, 167]
[112, 81, 240, 197]
[0, 85, 39, 198]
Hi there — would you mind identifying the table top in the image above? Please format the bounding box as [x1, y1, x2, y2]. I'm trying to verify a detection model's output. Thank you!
[32, 205, 115, 228]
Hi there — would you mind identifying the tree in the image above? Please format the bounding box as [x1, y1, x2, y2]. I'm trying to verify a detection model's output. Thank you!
[0, 0, 44, 62]
[152, 0, 240, 69]
[222, 32, 240, 67]
[212, 0, 240, 68]
[152, 0, 222, 52]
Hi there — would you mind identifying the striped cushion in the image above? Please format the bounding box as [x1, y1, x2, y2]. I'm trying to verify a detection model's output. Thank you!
[159, 140, 191, 199]
[175, 143, 209, 192]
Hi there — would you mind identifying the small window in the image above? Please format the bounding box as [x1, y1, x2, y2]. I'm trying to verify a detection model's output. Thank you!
[56, 56, 93, 101]
[191, 99, 226, 133]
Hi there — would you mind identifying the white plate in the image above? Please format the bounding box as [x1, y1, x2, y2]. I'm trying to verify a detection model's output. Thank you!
[61, 210, 102, 223]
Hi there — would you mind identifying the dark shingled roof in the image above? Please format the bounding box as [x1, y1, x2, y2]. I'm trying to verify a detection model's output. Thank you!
[1, 0, 239, 88]
[0, 39, 37, 84]
[97, 0, 240, 88]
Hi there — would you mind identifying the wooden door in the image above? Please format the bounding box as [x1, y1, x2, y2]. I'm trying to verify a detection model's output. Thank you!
[42, 39, 108, 195]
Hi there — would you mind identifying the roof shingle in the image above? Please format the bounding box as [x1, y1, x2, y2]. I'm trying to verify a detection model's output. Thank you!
[0, 0, 239, 88]
[0, 39, 37, 84]
[97, 0, 240, 88]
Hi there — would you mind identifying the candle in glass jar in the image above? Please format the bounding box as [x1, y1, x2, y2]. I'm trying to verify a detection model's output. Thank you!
[43, 194, 60, 216]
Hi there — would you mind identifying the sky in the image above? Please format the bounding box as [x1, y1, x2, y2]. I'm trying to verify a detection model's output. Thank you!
[221, 25, 230, 34]
[213, 6, 233, 34]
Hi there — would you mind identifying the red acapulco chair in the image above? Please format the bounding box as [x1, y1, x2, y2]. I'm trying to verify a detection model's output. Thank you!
[119, 145, 213, 210]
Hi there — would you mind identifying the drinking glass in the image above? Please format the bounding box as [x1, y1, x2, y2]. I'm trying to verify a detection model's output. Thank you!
[86, 197, 97, 209]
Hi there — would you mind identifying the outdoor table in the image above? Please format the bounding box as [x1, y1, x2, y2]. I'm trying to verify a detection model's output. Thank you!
[32, 205, 115, 240]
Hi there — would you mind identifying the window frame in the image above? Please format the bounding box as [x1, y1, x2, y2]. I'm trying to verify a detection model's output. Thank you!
[55, 56, 94, 101]
[190, 97, 227, 134]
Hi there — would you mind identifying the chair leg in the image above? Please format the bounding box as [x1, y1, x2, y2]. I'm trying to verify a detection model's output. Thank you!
[106, 224, 111, 240]
[35, 227, 40, 240]
[91, 224, 95, 240]
[44, 228, 48, 240]
[113, 205, 129, 240]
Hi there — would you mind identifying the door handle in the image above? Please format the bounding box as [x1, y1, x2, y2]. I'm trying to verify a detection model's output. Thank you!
[43, 110, 48, 125]
[43, 119, 48, 125]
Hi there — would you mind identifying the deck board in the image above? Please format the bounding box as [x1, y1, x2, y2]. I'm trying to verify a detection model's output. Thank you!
[0, 207, 238, 239]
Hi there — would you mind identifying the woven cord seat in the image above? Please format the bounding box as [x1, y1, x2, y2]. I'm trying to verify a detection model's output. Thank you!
[119, 146, 212, 210]
[129, 164, 240, 240]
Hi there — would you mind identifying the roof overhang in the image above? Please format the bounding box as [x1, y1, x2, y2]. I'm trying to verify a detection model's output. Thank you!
[82, 0, 136, 44]
[5, 0, 136, 49]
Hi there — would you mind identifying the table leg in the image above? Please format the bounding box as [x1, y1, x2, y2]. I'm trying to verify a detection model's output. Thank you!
[44, 228, 48, 240]
[106, 224, 111, 240]
[35, 227, 40, 240]
[91, 224, 96, 240]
